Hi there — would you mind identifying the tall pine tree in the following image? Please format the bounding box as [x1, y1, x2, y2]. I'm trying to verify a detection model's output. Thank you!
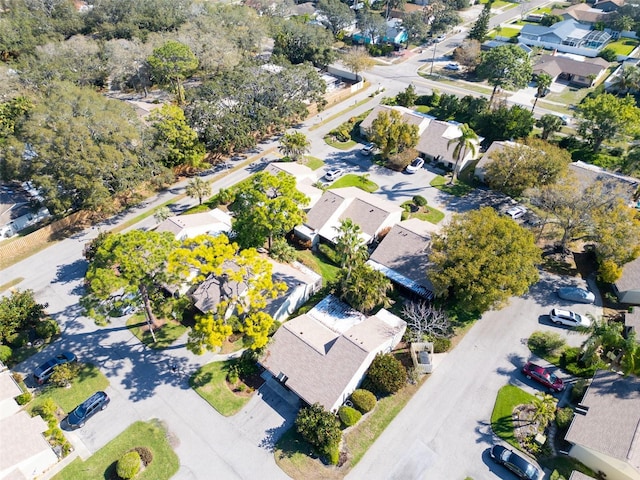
[468, 1, 491, 42]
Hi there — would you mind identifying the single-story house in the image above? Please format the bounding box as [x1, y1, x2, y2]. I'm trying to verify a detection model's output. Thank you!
[190, 259, 322, 323]
[415, 119, 482, 172]
[367, 218, 436, 300]
[552, 3, 611, 25]
[473, 140, 520, 183]
[294, 187, 403, 248]
[519, 20, 612, 57]
[155, 209, 233, 241]
[568, 161, 639, 207]
[593, 0, 624, 13]
[565, 369, 640, 480]
[264, 161, 323, 208]
[260, 295, 406, 411]
[615, 256, 640, 305]
[481, 40, 534, 55]
[533, 54, 610, 87]
[359, 105, 430, 139]
[0, 365, 58, 479]
[352, 18, 408, 45]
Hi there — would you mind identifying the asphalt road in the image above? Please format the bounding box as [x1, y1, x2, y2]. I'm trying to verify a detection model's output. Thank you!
[347, 271, 598, 480]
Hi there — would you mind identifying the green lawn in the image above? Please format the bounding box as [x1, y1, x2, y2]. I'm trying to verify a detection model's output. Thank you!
[540, 455, 598, 479]
[329, 174, 378, 193]
[605, 38, 639, 56]
[414, 105, 431, 114]
[412, 208, 445, 224]
[491, 385, 536, 449]
[430, 175, 474, 197]
[190, 359, 251, 416]
[126, 314, 187, 349]
[302, 156, 325, 170]
[29, 363, 109, 414]
[52, 420, 179, 480]
[325, 137, 357, 150]
[295, 249, 340, 284]
[488, 26, 521, 39]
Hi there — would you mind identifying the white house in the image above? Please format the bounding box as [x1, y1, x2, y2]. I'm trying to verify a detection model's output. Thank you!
[155, 209, 233, 241]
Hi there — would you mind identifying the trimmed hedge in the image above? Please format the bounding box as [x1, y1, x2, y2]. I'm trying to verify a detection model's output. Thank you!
[116, 451, 141, 479]
[351, 389, 377, 413]
[431, 337, 452, 353]
[338, 405, 362, 427]
[412, 195, 428, 207]
[15, 392, 32, 405]
[367, 353, 407, 395]
[556, 407, 574, 429]
[527, 330, 566, 355]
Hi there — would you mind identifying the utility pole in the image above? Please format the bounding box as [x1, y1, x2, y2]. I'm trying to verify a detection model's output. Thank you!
[430, 43, 437, 75]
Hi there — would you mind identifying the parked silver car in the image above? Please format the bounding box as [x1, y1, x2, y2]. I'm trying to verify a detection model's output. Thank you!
[557, 287, 595, 304]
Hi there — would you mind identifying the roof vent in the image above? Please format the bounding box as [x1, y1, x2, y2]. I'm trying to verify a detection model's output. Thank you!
[575, 404, 589, 415]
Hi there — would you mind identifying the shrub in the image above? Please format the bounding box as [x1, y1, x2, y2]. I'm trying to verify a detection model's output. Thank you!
[116, 450, 141, 479]
[338, 405, 362, 427]
[431, 337, 452, 353]
[269, 237, 297, 263]
[527, 330, 566, 355]
[367, 353, 407, 395]
[412, 195, 428, 207]
[35, 398, 58, 418]
[15, 392, 32, 405]
[318, 243, 340, 265]
[49, 363, 78, 388]
[555, 407, 574, 429]
[571, 379, 589, 404]
[0, 345, 12, 362]
[351, 389, 377, 413]
[12, 372, 23, 384]
[35, 318, 60, 339]
[598, 47, 617, 62]
[6, 331, 28, 348]
[133, 447, 153, 466]
[227, 365, 239, 384]
[295, 403, 341, 458]
[327, 444, 340, 465]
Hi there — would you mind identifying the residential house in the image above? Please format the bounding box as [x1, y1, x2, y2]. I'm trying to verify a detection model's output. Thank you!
[189, 258, 322, 323]
[568, 160, 639, 207]
[260, 295, 406, 411]
[264, 161, 323, 208]
[519, 20, 612, 57]
[415, 119, 482, 172]
[615, 256, 640, 305]
[155, 209, 233, 241]
[0, 365, 58, 479]
[473, 140, 519, 183]
[552, 3, 611, 25]
[533, 54, 610, 87]
[593, 0, 624, 13]
[353, 18, 408, 45]
[565, 369, 640, 480]
[293, 187, 403, 248]
[359, 105, 430, 138]
[624, 307, 640, 336]
[367, 218, 436, 300]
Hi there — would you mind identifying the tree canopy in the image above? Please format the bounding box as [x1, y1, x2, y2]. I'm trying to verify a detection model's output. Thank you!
[428, 207, 541, 313]
[368, 109, 419, 159]
[476, 45, 532, 104]
[232, 171, 309, 249]
[0, 290, 47, 344]
[148, 104, 206, 169]
[485, 138, 571, 197]
[147, 41, 198, 104]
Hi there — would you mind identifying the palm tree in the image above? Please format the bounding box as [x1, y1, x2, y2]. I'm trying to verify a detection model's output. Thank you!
[185, 177, 211, 205]
[334, 218, 369, 281]
[447, 123, 478, 185]
[530, 392, 557, 430]
[153, 206, 172, 224]
[532, 73, 552, 113]
[278, 132, 311, 162]
[611, 65, 640, 95]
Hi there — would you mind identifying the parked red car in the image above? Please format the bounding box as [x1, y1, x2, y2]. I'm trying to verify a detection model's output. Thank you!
[522, 362, 564, 392]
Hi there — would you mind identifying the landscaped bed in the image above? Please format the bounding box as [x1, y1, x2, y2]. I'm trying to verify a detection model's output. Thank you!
[52, 420, 179, 480]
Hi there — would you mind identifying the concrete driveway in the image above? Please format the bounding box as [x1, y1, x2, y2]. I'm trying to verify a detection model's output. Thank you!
[347, 270, 598, 480]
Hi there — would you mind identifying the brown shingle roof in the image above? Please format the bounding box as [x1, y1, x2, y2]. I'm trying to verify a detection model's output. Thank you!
[533, 55, 610, 79]
[565, 370, 640, 469]
[416, 120, 481, 163]
[553, 3, 609, 23]
[617, 256, 640, 294]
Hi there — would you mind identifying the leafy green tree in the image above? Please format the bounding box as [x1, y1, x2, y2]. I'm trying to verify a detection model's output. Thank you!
[295, 403, 342, 460]
[0, 290, 47, 343]
[272, 20, 336, 67]
[576, 93, 640, 152]
[611, 65, 640, 94]
[278, 132, 311, 161]
[447, 123, 478, 184]
[341, 47, 375, 80]
[468, 1, 491, 42]
[478, 104, 535, 143]
[149, 104, 206, 169]
[532, 73, 552, 113]
[368, 109, 419, 159]
[357, 10, 387, 44]
[536, 114, 563, 140]
[334, 218, 369, 279]
[530, 392, 557, 430]
[85, 230, 179, 328]
[402, 11, 430, 47]
[476, 44, 532, 105]
[49, 363, 78, 388]
[148, 41, 198, 104]
[317, 0, 355, 35]
[338, 263, 392, 314]
[428, 207, 541, 313]
[0, 97, 32, 142]
[396, 84, 418, 108]
[232, 171, 308, 249]
[367, 353, 407, 395]
[186, 177, 212, 206]
[3, 82, 162, 215]
[485, 138, 571, 197]
[578, 318, 640, 374]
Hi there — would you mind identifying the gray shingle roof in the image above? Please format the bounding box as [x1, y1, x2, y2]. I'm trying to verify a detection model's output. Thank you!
[617, 256, 640, 295]
[565, 370, 640, 469]
[568, 161, 639, 205]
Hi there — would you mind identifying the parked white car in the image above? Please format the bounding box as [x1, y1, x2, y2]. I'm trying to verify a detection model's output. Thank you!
[506, 206, 526, 220]
[549, 308, 591, 328]
[324, 168, 344, 182]
[405, 157, 424, 174]
[360, 143, 375, 155]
